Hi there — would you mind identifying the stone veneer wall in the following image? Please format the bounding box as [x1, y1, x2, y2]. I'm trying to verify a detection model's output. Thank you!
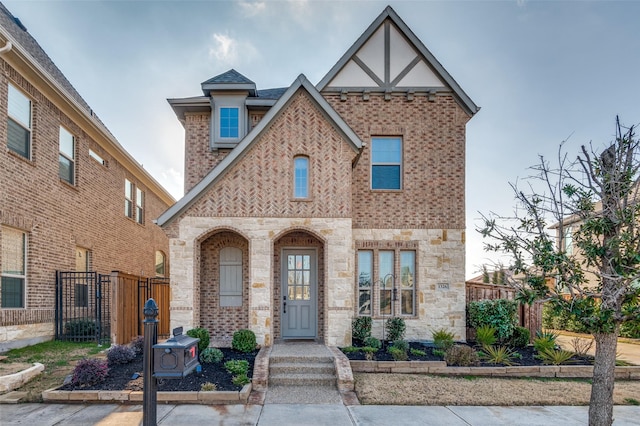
[169, 217, 354, 347]
[353, 228, 466, 341]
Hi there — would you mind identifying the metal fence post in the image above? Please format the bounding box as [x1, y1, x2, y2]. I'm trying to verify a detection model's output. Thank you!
[143, 298, 158, 426]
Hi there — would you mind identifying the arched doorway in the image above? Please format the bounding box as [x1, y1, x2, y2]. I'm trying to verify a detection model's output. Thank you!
[273, 230, 325, 342]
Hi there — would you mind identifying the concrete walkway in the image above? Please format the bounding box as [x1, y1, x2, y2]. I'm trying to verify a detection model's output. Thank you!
[1, 403, 640, 425]
[555, 331, 640, 365]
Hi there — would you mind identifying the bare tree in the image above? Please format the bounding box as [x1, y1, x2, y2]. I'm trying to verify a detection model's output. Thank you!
[479, 117, 640, 426]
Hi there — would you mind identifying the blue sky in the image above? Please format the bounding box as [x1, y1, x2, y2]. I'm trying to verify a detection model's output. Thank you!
[5, 0, 640, 278]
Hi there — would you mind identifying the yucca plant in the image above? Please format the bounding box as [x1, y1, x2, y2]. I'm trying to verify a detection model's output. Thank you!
[479, 345, 519, 366]
[537, 348, 575, 365]
[432, 328, 455, 351]
[475, 325, 497, 347]
[533, 331, 558, 353]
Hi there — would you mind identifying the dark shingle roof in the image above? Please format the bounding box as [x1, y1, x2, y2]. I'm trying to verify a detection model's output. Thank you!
[256, 87, 287, 100]
[202, 69, 255, 85]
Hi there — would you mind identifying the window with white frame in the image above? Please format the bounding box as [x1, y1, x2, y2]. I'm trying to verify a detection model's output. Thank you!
[125, 179, 134, 218]
[293, 156, 309, 198]
[564, 226, 573, 254]
[220, 247, 242, 307]
[155, 251, 166, 277]
[356, 245, 417, 317]
[59, 126, 75, 184]
[135, 187, 144, 224]
[219, 107, 239, 138]
[1, 226, 26, 308]
[371, 137, 402, 190]
[7, 83, 32, 159]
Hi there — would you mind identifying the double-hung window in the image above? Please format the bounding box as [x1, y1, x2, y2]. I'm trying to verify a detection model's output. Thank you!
[135, 187, 144, 224]
[371, 137, 402, 190]
[293, 156, 309, 198]
[356, 246, 416, 317]
[220, 107, 239, 138]
[7, 84, 32, 159]
[1, 226, 26, 308]
[564, 226, 573, 255]
[59, 126, 75, 184]
[125, 179, 134, 218]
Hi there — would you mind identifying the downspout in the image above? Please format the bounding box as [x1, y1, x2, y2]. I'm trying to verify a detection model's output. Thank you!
[0, 41, 12, 54]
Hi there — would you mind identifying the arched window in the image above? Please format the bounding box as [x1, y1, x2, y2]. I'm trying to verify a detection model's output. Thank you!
[294, 156, 309, 198]
[220, 247, 242, 307]
[155, 251, 166, 277]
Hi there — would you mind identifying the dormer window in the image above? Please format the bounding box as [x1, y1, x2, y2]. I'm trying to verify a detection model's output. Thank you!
[220, 107, 239, 138]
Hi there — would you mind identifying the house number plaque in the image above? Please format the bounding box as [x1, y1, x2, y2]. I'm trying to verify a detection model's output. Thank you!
[437, 283, 450, 290]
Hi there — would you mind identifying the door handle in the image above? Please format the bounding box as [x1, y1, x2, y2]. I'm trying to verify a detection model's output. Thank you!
[283, 296, 287, 314]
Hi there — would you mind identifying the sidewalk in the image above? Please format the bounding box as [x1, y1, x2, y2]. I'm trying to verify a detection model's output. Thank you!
[1, 403, 639, 425]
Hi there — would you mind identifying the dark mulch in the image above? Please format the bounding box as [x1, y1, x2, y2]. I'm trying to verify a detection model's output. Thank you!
[341, 342, 595, 366]
[60, 348, 257, 392]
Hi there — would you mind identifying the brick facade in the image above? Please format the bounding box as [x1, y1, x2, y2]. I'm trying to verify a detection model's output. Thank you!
[0, 57, 172, 349]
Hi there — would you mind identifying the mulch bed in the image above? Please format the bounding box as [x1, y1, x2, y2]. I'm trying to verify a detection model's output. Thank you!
[341, 342, 595, 366]
[60, 348, 257, 392]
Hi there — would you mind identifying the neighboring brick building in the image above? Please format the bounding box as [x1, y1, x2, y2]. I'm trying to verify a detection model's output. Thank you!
[158, 6, 479, 346]
[0, 3, 174, 351]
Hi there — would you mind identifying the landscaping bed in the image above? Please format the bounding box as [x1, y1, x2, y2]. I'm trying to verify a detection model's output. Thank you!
[59, 348, 257, 392]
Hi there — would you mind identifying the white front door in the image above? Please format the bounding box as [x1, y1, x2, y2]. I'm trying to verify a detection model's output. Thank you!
[281, 249, 317, 339]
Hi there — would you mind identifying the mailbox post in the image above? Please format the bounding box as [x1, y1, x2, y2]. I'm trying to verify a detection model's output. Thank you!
[142, 299, 158, 426]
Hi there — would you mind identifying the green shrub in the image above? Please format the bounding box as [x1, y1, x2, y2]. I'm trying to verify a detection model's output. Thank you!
[340, 346, 360, 354]
[352, 317, 372, 343]
[620, 317, 640, 339]
[361, 346, 377, 360]
[232, 374, 250, 386]
[445, 345, 480, 367]
[232, 329, 257, 353]
[432, 349, 446, 358]
[363, 337, 381, 350]
[479, 345, 519, 366]
[224, 359, 249, 376]
[509, 326, 530, 348]
[410, 348, 427, 357]
[186, 327, 210, 352]
[388, 346, 408, 361]
[200, 382, 217, 391]
[533, 331, 558, 353]
[390, 339, 409, 352]
[107, 344, 136, 365]
[474, 325, 497, 347]
[200, 347, 224, 364]
[385, 317, 406, 342]
[71, 358, 108, 386]
[537, 348, 574, 365]
[432, 328, 455, 350]
[467, 299, 518, 342]
[64, 319, 97, 340]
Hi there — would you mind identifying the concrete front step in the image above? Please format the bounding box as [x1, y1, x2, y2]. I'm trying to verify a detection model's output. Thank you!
[269, 362, 335, 376]
[269, 372, 337, 387]
[269, 355, 334, 364]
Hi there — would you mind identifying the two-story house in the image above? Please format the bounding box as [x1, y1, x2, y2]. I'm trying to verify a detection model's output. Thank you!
[158, 6, 479, 347]
[0, 3, 174, 351]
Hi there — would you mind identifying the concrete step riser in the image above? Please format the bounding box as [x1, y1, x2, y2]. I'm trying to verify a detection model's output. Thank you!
[269, 376, 337, 387]
[269, 356, 334, 364]
[270, 364, 335, 375]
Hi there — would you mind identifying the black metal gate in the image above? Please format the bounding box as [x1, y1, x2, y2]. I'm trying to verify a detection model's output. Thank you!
[55, 271, 111, 345]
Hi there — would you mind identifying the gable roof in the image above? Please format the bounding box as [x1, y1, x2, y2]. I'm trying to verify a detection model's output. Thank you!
[317, 5, 479, 116]
[157, 74, 362, 227]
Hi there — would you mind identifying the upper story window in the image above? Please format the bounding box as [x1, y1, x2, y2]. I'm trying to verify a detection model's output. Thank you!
[89, 149, 106, 166]
[135, 187, 144, 224]
[125, 179, 134, 218]
[1, 226, 26, 308]
[7, 83, 32, 159]
[155, 251, 166, 277]
[371, 137, 402, 190]
[220, 107, 239, 138]
[564, 226, 573, 255]
[294, 156, 309, 198]
[59, 126, 75, 184]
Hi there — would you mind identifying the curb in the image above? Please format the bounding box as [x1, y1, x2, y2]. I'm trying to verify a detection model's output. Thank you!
[0, 363, 45, 393]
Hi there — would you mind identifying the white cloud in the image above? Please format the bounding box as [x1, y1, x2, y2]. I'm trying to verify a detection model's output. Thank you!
[208, 32, 258, 66]
[237, 0, 267, 17]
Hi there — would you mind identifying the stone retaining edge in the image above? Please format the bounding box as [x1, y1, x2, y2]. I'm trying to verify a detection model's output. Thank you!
[349, 360, 640, 379]
[42, 383, 252, 404]
[0, 363, 45, 393]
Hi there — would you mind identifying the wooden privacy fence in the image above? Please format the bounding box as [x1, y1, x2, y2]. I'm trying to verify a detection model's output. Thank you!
[110, 272, 170, 345]
[465, 282, 543, 342]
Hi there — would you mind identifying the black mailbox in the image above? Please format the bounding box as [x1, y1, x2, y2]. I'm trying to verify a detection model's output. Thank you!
[153, 327, 200, 379]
